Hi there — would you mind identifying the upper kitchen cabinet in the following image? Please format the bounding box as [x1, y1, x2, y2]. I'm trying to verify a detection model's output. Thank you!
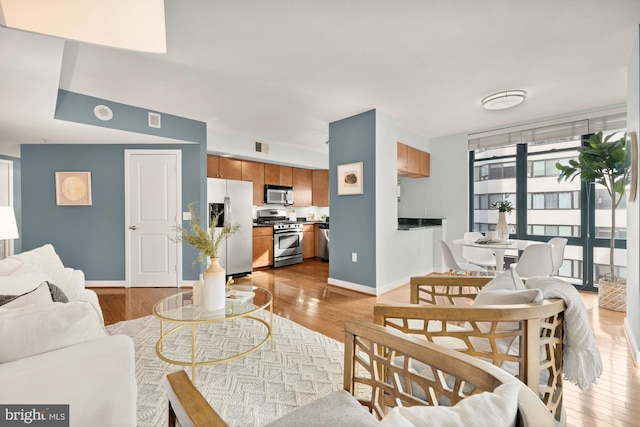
[207, 155, 242, 180]
[292, 167, 312, 206]
[419, 151, 430, 177]
[397, 142, 430, 178]
[312, 169, 329, 207]
[241, 160, 265, 206]
[264, 164, 293, 186]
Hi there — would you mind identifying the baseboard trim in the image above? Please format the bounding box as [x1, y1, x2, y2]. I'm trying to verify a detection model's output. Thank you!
[624, 317, 640, 366]
[327, 278, 377, 295]
[86, 281, 189, 288]
[327, 271, 433, 296]
[85, 280, 126, 288]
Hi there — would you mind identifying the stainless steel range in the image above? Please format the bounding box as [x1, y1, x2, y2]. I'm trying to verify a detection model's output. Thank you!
[256, 209, 303, 267]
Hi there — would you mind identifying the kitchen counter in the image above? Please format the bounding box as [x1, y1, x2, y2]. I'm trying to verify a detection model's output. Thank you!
[398, 218, 444, 230]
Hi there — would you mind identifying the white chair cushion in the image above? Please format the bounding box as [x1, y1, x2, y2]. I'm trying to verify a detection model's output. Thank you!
[480, 266, 526, 291]
[0, 301, 107, 363]
[473, 288, 543, 306]
[378, 381, 519, 427]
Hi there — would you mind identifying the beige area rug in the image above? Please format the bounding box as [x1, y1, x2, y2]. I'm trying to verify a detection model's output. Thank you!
[106, 311, 344, 427]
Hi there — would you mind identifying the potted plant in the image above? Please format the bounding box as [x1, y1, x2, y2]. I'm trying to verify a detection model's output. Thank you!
[172, 202, 240, 310]
[491, 194, 514, 240]
[556, 131, 629, 311]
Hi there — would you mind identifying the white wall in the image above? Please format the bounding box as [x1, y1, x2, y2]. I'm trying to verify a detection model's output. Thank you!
[625, 26, 640, 363]
[415, 132, 469, 261]
[375, 111, 435, 291]
[207, 128, 328, 169]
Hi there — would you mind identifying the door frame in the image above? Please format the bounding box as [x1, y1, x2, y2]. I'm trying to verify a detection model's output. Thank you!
[0, 159, 14, 258]
[124, 149, 182, 288]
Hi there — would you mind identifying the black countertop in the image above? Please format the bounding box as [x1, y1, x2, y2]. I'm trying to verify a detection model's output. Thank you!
[398, 218, 444, 230]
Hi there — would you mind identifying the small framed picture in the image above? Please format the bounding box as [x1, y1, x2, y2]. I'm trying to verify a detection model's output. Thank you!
[55, 172, 92, 206]
[337, 162, 363, 195]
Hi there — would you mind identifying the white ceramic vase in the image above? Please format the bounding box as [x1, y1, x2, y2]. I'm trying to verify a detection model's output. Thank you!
[496, 211, 509, 240]
[202, 258, 226, 311]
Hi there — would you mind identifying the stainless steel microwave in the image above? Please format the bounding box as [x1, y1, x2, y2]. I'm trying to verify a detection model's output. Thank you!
[264, 185, 294, 205]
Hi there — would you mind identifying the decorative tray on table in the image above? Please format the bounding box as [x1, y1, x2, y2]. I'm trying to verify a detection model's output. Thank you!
[474, 237, 512, 245]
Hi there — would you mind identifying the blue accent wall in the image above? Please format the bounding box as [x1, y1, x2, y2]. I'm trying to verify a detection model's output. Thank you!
[328, 110, 377, 288]
[20, 143, 205, 281]
[55, 90, 207, 144]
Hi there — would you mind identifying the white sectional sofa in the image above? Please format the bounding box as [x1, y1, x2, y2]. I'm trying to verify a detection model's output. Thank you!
[0, 244, 137, 426]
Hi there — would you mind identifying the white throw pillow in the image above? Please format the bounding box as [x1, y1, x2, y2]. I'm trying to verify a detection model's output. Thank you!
[0, 263, 51, 295]
[481, 266, 526, 292]
[10, 244, 74, 291]
[1, 282, 53, 308]
[0, 257, 23, 275]
[378, 382, 519, 427]
[0, 301, 107, 363]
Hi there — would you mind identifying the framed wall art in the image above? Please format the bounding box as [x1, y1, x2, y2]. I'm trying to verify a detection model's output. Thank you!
[55, 172, 92, 206]
[337, 162, 363, 195]
[628, 131, 638, 202]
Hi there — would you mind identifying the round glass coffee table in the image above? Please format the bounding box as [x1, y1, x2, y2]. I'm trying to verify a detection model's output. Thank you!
[153, 285, 273, 381]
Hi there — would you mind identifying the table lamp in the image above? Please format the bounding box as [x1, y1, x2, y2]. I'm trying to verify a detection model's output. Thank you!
[0, 206, 19, 258]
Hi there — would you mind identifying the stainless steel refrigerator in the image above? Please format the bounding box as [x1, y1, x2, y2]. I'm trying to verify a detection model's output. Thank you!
[207, 178, 253, 277]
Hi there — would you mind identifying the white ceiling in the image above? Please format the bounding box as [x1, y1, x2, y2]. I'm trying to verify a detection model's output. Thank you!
[1, 0, 640, 157]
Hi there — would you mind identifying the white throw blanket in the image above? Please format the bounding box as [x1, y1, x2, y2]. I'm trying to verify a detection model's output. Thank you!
[525, 277, 602, 390]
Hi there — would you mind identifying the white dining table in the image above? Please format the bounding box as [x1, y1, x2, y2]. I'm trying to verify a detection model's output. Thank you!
[453, 238, 534, 273]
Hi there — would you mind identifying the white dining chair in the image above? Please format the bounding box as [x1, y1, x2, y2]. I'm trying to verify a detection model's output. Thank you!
[462, 231, 496, 273]
[440, 240, 487, 276]
[514, 244, 554, 278]
[547, 237, 568, 274]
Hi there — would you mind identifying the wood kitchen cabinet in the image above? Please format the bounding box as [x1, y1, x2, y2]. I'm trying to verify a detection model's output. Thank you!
[292, 167, 312, 206]
[302, 224, 315, 259]
[207, 155, 242, 180]
[397, 142, 430, 178]
[312, 169, 329, 207]
[264, 164, 293, 186]
[241, 160, 265, 206]
[252, 226, 273, 269]
[419, 151, 430, 177]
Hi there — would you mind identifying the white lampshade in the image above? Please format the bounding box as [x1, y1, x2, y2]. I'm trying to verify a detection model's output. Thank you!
[0, 206, 19, 240]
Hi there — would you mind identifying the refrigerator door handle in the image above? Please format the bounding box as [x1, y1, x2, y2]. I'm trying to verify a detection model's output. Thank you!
[223, 196, 231, 227]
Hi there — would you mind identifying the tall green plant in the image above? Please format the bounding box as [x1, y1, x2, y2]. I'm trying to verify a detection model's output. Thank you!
[556, 131, 629, 282]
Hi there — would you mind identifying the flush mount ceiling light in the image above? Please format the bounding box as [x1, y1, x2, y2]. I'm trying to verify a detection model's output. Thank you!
[481, 90, 527, 110]
[93, 104, 113, 121]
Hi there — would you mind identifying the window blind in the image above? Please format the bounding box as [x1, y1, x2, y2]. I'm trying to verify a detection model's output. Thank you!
[468, 110, 626, 150]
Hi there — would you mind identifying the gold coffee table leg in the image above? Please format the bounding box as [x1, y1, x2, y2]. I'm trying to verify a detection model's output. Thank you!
[191, 323, 196, 381]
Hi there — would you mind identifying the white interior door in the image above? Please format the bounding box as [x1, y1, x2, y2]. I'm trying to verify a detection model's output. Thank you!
[125, 150, 181, 287]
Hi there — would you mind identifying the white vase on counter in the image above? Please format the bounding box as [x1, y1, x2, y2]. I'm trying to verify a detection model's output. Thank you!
[202, 258, 226, 311]
[496, 212, 510, 240]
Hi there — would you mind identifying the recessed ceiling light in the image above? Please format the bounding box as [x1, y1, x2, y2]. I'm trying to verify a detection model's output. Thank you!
[481, 90, 527, 110]
[93, 104, 113, 121]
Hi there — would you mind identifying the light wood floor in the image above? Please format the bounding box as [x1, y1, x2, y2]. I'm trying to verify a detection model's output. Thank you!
[92, 259, 638, 427]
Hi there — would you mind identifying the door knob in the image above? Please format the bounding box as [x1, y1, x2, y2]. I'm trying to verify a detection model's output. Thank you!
[129, 225, 137, 230]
